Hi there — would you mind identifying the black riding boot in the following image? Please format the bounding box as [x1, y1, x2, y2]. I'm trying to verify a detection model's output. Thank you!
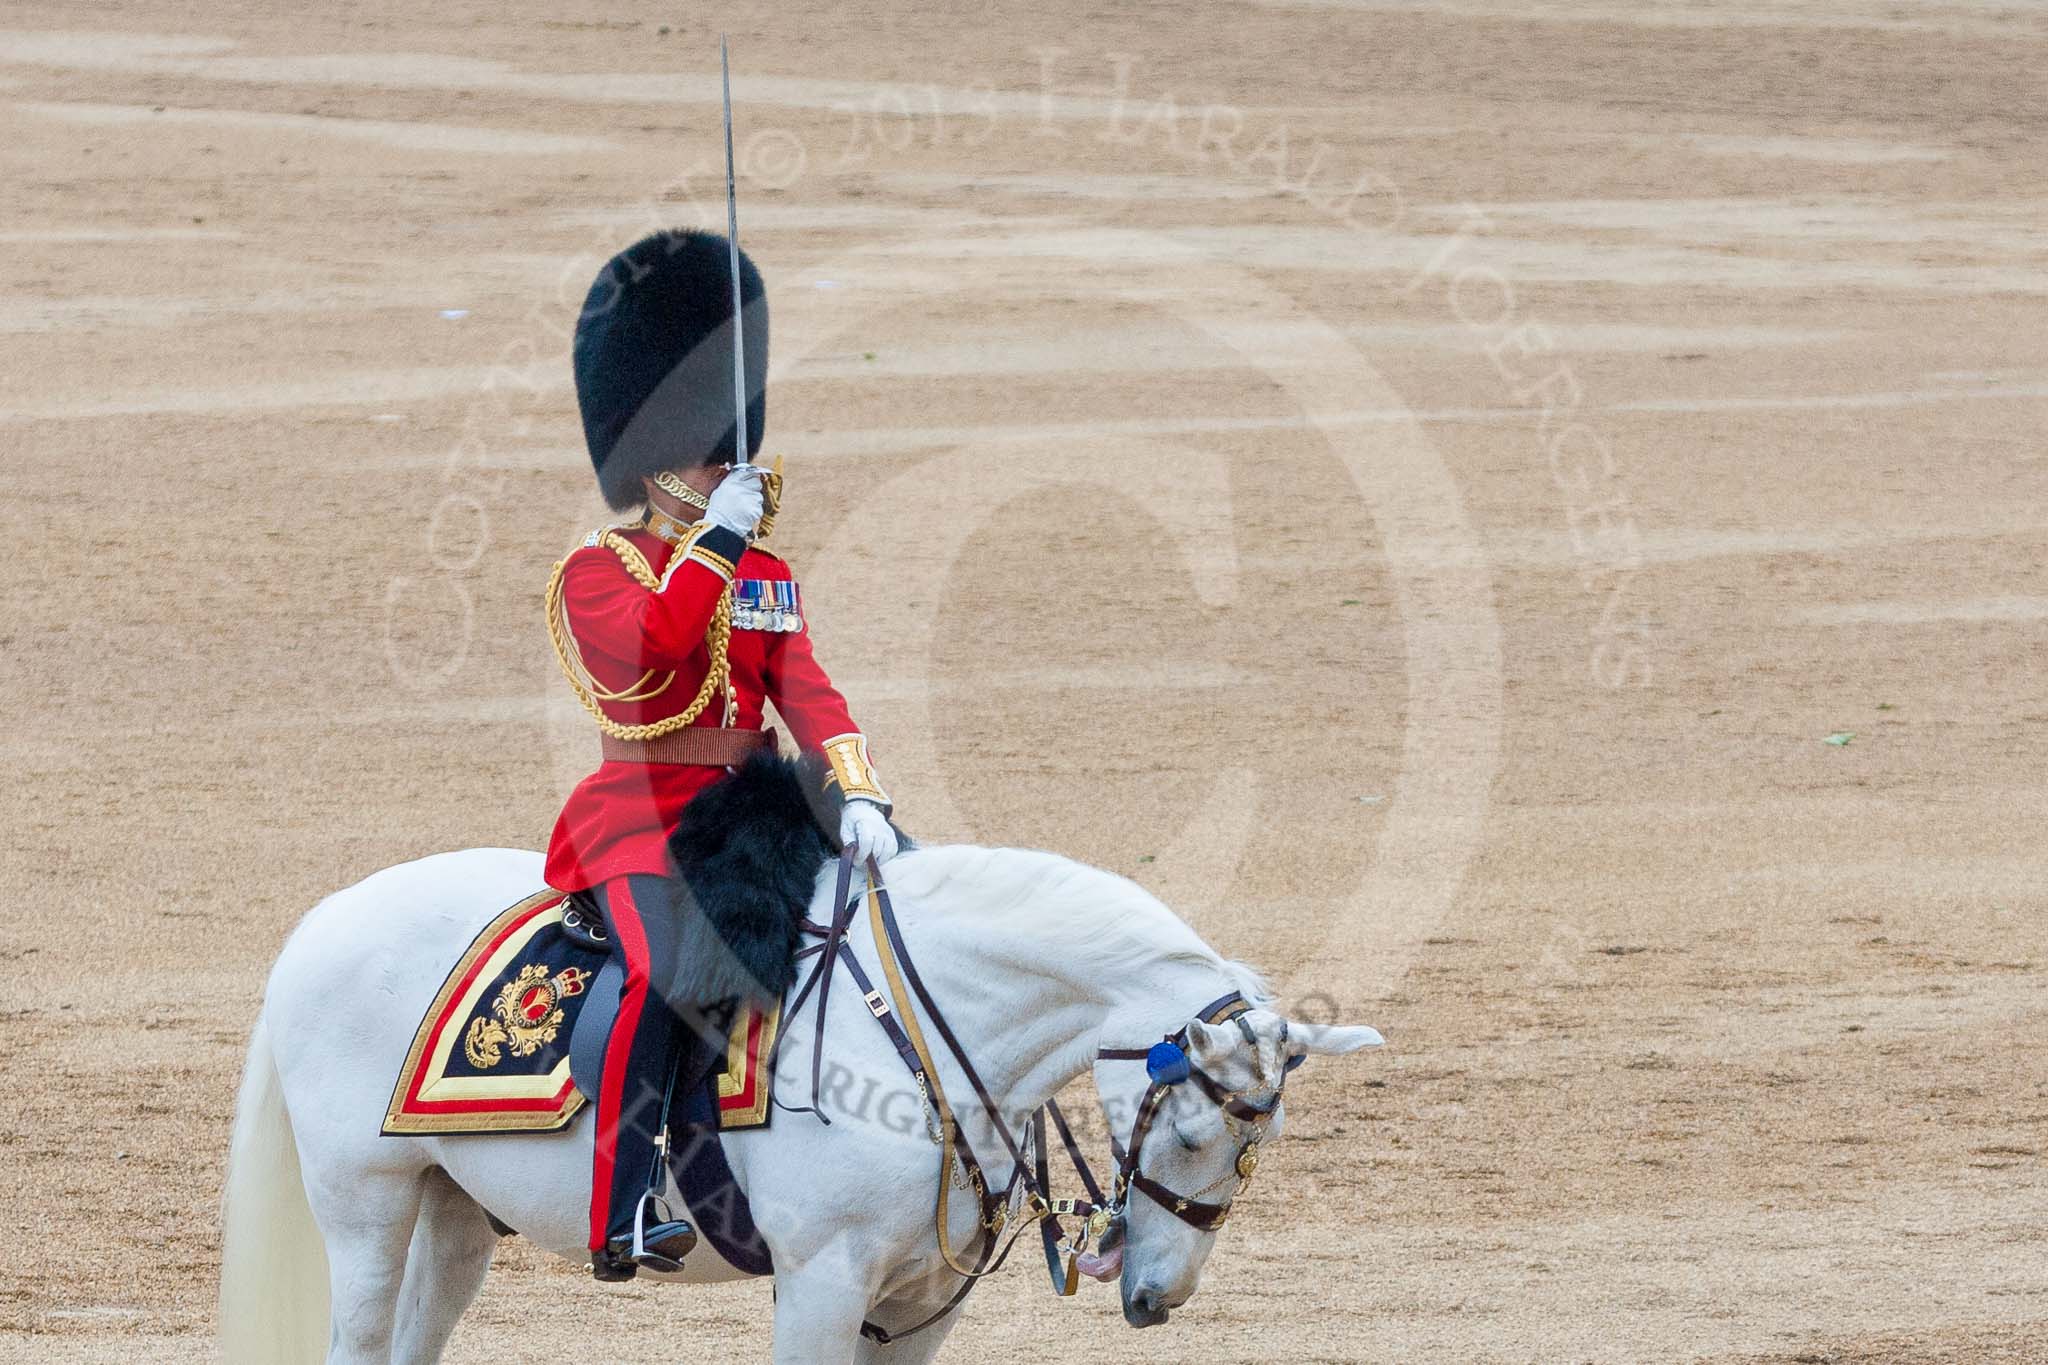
[592, 1210, 699, 1281]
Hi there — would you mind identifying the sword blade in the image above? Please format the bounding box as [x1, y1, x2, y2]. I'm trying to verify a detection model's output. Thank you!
[720, 34, 750, 468]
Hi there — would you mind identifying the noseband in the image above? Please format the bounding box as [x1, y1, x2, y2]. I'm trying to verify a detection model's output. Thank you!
[1096, 994, 1294, 1232]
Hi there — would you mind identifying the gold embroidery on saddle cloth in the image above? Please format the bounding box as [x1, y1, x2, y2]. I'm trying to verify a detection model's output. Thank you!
[463, 963, 591, 1069]
[382, 891, 589, 1136]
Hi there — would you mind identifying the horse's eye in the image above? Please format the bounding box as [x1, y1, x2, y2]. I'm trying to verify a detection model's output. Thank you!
[1173, 1123, 1200, 1152]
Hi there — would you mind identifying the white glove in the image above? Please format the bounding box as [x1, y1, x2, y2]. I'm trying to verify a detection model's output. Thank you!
[840, 798, 900, 866]
[705, 464, 768, 539]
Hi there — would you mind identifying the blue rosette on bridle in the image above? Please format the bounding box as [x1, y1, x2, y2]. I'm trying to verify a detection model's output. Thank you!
[1145, 1040, 1191, 1085]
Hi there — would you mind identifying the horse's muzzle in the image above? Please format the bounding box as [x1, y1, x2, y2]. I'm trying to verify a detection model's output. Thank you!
[1123, 1287, 1171, 1328]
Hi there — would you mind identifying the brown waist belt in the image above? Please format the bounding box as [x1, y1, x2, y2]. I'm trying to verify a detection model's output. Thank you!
[600, 726, 779, 767]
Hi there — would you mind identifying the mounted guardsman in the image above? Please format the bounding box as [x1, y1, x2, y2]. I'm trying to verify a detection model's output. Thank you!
[218, 45, 1388, 1363]
[545, 225, 901, 1281]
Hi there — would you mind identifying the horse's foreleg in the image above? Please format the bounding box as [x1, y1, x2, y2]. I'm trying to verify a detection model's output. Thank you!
[771, 1250, 887, 1365]
[390, 1167, 499, 1365]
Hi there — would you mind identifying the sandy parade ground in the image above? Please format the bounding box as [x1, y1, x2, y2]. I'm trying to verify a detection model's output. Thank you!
[3, 0, 2046, 1360]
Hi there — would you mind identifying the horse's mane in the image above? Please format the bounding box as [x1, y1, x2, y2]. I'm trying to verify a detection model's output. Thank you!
[881, 844, 1272, 1006]
[646, 752, 1269, 1010]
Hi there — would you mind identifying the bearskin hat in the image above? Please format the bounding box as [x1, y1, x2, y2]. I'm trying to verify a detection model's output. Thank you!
[573, 228, 768, 510]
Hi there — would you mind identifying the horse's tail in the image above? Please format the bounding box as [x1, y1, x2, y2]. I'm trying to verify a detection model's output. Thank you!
[219, 1011, 330, 1363]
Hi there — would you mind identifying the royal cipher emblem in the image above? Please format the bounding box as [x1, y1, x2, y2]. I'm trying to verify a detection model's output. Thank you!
[463, 964, 591, 1069]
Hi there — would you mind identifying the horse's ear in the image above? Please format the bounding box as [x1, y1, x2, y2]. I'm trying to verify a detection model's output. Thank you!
[1182, 1019, 1241, 1075]
[1187, 1010, 1301, 1087]
[1285, 1021, 1385, 1060]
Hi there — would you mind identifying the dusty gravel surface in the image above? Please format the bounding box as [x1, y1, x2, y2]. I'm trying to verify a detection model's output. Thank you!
[4, 1, 2046, 1361]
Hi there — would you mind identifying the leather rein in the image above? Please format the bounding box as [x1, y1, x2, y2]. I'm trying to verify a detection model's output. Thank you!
[774, 849, 1292, 1343]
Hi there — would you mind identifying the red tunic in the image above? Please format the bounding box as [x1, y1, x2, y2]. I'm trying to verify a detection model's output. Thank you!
[544, 519, 874, 891]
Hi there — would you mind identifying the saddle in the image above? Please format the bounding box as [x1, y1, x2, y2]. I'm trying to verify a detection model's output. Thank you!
[561, 892, 779, 1132]
[560, 890, 610, 952]
[559, 892, 624, 1104]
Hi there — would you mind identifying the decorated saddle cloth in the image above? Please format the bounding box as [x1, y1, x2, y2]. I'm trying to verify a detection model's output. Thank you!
[382, 889, 780, 1137]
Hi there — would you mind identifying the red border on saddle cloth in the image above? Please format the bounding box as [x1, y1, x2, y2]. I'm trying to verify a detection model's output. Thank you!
[382, 889, 781, 1137]
[382, 891, 585, 1135]
[717, 1006, 778, 1127]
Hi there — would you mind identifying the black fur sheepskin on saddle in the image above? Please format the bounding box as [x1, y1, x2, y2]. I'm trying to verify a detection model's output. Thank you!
[657, 751, 904, 1008]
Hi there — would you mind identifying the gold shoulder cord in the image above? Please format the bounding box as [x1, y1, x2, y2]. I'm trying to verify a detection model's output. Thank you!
[545, 526, 733, 741]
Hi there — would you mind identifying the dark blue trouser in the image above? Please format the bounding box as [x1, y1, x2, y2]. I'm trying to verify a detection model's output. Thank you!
[587, 874, 685, 1252]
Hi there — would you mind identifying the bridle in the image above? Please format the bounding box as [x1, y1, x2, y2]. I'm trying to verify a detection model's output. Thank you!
[782, 851, 1294, 1343]
[1094, 995, 1295, 1234]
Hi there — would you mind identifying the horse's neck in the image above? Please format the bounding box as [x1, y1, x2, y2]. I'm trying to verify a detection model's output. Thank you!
[887, 856, 1234, 1122]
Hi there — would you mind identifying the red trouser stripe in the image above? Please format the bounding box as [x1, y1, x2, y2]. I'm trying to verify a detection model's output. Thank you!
[589, 876, 653, 1251]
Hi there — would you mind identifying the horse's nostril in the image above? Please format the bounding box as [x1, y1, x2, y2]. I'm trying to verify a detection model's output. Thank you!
[1123, 1284, 1171, 1328]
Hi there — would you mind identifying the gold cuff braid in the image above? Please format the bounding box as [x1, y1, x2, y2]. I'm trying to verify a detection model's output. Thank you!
[821, 733, 889, 806]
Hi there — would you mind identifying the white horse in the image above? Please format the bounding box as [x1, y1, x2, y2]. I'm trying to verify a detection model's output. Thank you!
[220, 843, 1382, 1363]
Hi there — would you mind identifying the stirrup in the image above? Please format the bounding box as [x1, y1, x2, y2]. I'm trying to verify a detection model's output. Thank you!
[625, 1189, 697, 1273]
